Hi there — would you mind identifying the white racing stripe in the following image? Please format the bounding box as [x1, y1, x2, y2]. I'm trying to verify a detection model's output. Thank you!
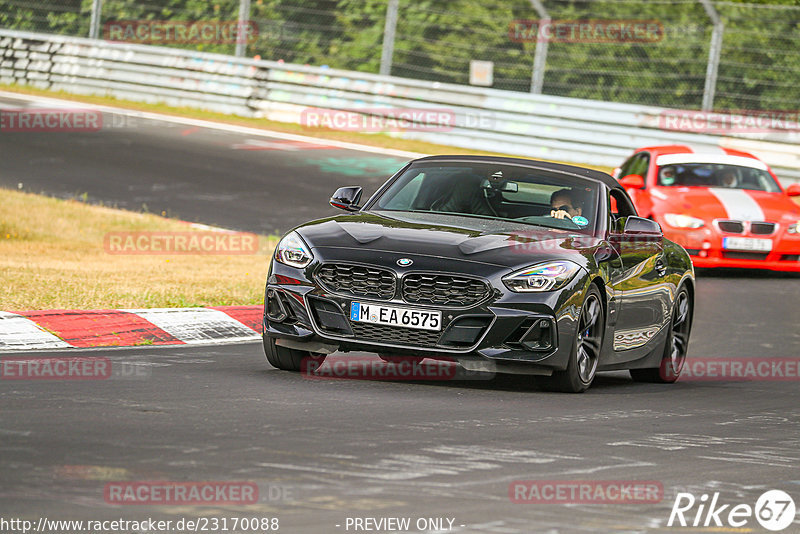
[0, 311, 72, 351]
[124, 308, 260, 344]
[709, 188, 765, 221]
[686, 144, 728, 155]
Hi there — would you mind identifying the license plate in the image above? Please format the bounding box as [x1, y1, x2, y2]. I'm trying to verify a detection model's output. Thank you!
[350, 302, 441, 331]
[722, 237, 773, 252]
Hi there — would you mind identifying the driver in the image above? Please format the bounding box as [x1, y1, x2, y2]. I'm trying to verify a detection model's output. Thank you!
[718, 168, 739, 188]
[659, 165, 677, 186]
[550, 188, 583, 220]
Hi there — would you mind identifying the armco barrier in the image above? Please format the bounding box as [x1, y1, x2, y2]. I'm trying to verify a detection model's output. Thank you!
[1, 28, 799, 182]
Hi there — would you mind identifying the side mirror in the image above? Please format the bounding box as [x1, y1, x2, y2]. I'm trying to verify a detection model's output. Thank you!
[619, 174, 645, 189]
[623, 216, 662, 236]
[786, 183, 800, 197]
[330, 186, 363, 212]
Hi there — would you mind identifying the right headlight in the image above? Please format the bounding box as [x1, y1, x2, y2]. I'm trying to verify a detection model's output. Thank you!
[274, 231, 313, 268]
[663, 213, 705, 229]
[502, 260, 583, 292]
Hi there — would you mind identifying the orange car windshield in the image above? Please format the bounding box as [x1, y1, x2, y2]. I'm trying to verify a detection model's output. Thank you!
[657, 163, 781, 192]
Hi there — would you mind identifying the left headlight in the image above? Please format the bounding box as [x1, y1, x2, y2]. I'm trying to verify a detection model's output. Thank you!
[274, 231, 313, 268]
[502, 260, 583, 292]
[788, 222, 800, 234]
[663, 213, 705, 229]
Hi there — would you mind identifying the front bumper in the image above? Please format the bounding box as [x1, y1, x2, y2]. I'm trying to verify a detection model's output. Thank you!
[264, 251, 587, 373]
[663, 226, 800, 272]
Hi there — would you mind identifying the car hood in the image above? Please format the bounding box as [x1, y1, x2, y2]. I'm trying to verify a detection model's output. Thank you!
[294, 211, 599, 270]
[653, 187, 800, 223]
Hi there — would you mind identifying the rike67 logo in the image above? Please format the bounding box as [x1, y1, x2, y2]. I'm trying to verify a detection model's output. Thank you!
[668, 490, 796, 531]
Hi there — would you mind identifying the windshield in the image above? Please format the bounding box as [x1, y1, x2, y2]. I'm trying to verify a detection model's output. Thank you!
[656, 163, 781, 192]
[368, 162, 601, 234]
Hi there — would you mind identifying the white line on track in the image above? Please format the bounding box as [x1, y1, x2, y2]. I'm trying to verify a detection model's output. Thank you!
[0, 90, 427, 160]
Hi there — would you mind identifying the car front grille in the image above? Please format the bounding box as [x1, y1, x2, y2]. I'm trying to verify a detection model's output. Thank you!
[750, 222, 776, 235]
[349, 322, 442, 346]
[717, 220, 744, 233]
[316, 263, 396, 300]
[716, 220, 776, 235]
[402, 273, 491, 307]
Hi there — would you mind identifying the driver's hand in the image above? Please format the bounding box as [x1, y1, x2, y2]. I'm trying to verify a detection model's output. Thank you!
[550, 209, 572, 220]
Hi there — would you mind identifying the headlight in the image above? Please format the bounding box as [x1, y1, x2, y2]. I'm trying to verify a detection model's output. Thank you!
[663, 213, 705, 229]
[502, 260, 582, 292]
[788, 222, 800, 234]
[274, 231, 313, 268]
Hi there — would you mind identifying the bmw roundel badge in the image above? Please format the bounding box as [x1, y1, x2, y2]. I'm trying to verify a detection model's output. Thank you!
[397, 258, 413, 267]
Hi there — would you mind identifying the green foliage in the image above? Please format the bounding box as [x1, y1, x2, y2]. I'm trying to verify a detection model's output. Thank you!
[3, 0, 800, 110]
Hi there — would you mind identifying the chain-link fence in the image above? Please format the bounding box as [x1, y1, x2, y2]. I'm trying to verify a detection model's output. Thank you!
[2, 0, 799, 112]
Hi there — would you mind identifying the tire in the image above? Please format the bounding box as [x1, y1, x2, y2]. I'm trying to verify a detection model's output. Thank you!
[630, 286, 693, 383]
[542, 285, 605, 393]
[263, 334, 326, 372]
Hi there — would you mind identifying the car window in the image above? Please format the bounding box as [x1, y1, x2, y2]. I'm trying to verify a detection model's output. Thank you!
[378, 172, 425, 211]
[618, 155, 635, 178]
[608, 188, 637, 231]
[656, 163, 781, 192]
[629, 153, 650, 178]
[371, 162, 601, 235]
[620, 153, 649, 179]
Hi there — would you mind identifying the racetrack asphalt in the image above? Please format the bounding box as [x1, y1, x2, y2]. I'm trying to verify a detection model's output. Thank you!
[0, 94, 412, 235]
[2, 93, 800, 533]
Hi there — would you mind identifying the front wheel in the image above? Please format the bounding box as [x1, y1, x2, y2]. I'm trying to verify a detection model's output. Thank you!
[263, 334, 326, 372]
[543, 286, 605, 393]
[630, 286, 693, 383]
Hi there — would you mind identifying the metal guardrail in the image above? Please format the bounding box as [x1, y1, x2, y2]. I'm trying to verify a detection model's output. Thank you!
[2, 29, 799, 183]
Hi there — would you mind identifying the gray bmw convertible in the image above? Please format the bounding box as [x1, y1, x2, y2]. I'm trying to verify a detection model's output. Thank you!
[263, 156, 695, 392]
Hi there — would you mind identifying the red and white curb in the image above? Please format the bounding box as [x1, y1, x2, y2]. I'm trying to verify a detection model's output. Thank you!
[0, 306, 262, 351]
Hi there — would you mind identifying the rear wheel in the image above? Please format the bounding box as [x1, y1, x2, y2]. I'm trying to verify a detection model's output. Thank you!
[630, 286, 692, 383]
[263, 334, 326, 372]
[543, 286, 604, 393]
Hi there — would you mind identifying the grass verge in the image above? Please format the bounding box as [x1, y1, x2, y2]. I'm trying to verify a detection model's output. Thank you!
[0, 187, 276, 310]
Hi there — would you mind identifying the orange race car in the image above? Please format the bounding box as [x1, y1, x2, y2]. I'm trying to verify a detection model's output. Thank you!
[614, 145, 800, 271]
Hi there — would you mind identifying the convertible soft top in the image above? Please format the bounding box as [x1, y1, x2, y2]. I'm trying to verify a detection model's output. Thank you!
[412, 155, 622, 192]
